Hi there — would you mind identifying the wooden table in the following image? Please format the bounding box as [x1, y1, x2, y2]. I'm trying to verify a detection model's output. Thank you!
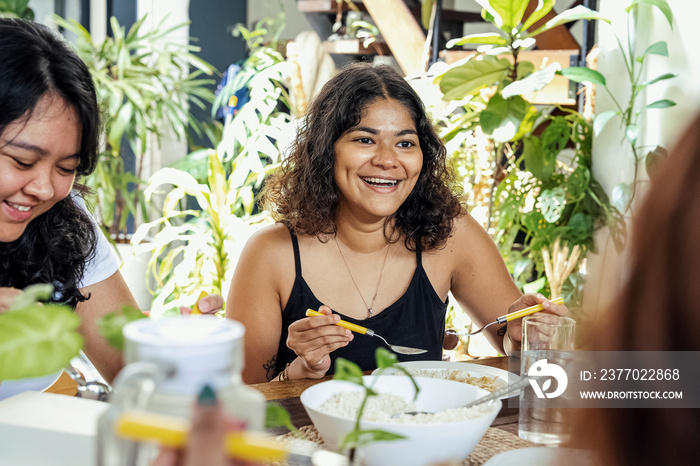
[250, 356, 519, 436]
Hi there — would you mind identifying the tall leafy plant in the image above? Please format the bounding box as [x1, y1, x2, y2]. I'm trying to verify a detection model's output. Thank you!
[434, 0, 617, 303]
[560, 0, 676, 215]
[54, 15, 216, 239]
[134, 16, 295, 314]
[132, 151, 272, 316]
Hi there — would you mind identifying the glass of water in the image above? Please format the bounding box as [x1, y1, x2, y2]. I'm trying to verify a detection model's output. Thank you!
[518, 314, 576, 445]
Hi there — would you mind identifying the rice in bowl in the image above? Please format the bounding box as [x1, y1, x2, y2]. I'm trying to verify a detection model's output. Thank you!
[319, 389, 496, 424]
[301, 375, 501, 466]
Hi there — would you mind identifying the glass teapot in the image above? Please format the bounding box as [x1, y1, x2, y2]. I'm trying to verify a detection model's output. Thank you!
[97, 315, 265, 466]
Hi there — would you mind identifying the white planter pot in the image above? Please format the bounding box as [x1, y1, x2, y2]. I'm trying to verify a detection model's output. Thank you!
[113, 243, 153, 312]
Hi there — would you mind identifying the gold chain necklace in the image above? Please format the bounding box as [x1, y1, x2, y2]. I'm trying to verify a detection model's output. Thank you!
[335, 237, 390, 318]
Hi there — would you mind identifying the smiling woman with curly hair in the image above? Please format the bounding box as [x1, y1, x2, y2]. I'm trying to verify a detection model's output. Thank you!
[227, 62, 568, 384]
[263, 63, 459, 251]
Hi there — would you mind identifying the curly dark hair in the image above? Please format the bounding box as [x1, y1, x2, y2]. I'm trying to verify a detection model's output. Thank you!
[263, 62, 462, 251]
[0, 19, 100, 307]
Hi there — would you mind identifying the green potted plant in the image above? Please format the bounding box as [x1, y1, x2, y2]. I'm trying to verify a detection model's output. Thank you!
[560, 0, 676, 215]
[133, 16, 295, 314]
[433, 0, 616, 306]
[53, 14, 217, 241]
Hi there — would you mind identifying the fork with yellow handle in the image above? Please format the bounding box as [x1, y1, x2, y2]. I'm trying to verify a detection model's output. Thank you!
[305, 309, 427, 355]
[114, 410, 349, 465]
[445, 297, 565, 337]
[190, 291, 208, 315]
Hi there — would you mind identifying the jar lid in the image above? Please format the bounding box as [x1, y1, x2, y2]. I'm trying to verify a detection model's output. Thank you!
[123, 316, 245, 393]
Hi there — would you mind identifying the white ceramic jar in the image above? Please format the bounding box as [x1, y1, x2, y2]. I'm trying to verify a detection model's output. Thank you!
[97, 315, 265, 466]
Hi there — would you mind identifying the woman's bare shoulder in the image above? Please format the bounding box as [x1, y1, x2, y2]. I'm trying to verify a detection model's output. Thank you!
[450, 210, 491, 242]
[240, 223, 294, 263]
[427, 210, 493, 265]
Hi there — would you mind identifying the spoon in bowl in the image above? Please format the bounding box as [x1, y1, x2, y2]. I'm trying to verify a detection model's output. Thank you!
[395, 376, 532, 417]
[446, 297, 565, 337]
[305, 309, 427, 355]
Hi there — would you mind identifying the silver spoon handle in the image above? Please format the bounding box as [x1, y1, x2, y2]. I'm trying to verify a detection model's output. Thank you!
[464, 376, 531, 408]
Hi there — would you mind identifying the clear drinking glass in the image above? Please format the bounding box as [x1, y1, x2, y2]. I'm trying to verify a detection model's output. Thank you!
[518, 314, 576, 445]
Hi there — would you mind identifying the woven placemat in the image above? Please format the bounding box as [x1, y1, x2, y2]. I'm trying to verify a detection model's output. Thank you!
[274, 425, 539, 465]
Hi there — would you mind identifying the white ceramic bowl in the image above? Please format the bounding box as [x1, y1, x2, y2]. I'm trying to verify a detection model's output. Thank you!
[300, 375, 500, 466]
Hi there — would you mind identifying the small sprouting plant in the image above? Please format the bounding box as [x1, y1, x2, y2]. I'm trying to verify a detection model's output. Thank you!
[265, 401, 300, 433]
[333, 348, 419, 457]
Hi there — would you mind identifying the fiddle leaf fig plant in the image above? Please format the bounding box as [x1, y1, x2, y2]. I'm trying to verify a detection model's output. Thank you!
[433, 0, 617, 301]
[0, 285, 83, 380]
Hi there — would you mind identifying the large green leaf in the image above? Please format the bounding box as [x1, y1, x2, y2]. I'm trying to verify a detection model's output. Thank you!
[526, 5, 610, 39]
[523, 136, 554, 180]
[523, 276, 546, 294]
[646, 99, 676, 109]
[265, 402, 297, 432]
[333, 358, 365, 386]
[540, 117, 569, 157]
[421, 0, 435, 29]
[439, 55, 511, 101]
[474, 0, 505, 28]
[626, 0, 673, 28]
[480, 94, 529, 142]
[8, 284, 54, 310]
[0, 304, 83, 380]
[522, 0, 556, 32]
[643, 41, 669, 58]
[612, 182, 632, 213]
[566, 165, 591, 202]
[107, 100, 133, 152]
[487, 0, 530, 30]
[446, 33, 507, 48]
[502, 63, 561, 98]
[97, 306, 147, 351]
[642, 72, 677, 87]
[593, 110, 618, 136]
[559, 67, 607, 86]
[645, 145, 668, 179]
[339, 429, 406, 451]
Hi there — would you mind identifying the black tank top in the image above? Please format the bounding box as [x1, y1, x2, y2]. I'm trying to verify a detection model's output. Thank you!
[276, 230, 448, 375]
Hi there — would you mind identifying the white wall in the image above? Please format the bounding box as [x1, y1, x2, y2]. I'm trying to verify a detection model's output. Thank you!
[583, 0, 700, 317]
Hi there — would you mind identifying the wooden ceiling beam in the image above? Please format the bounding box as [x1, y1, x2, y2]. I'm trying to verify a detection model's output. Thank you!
[362, 0, 426, 76]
